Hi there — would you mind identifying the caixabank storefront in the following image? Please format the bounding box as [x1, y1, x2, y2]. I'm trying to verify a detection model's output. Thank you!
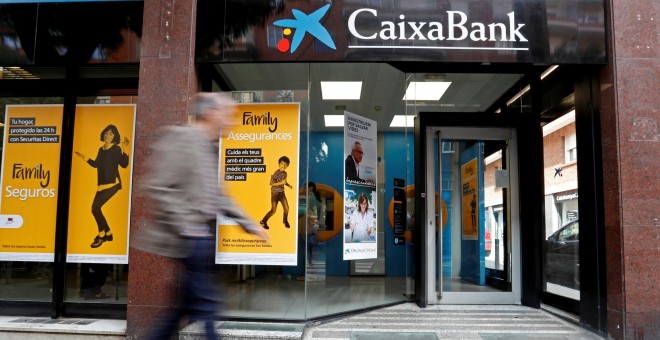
[0, 1, 656, 339]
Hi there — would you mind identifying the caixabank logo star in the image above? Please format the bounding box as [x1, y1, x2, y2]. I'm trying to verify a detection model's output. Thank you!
[273, 4, 336, 53]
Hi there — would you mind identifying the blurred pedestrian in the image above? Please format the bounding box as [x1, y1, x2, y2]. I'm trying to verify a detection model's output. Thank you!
[304, 181, 321, 264]
[137, 92, 269, 340]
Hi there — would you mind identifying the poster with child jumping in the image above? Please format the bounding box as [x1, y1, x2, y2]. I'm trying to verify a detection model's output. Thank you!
[216, 103, 300, 266]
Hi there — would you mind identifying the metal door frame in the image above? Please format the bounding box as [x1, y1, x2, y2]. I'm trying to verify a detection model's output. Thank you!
[424, 126, 521, 305]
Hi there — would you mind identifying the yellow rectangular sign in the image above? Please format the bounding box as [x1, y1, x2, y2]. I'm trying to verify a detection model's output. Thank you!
[66, 105, 136, 264]
[0, 105, 63, 261]
[461, 157, 479, 240]
[217, 103, 300, 265]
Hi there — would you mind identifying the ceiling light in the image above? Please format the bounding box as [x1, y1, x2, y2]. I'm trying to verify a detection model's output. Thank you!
[321, 81, 362, 100]
[403, 82, 451, 101]
[324, 115, 344, 127]
[389, 115, 415, 128]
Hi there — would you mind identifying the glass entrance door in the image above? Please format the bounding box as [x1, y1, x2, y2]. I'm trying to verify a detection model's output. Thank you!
[424, 127, 520, 304]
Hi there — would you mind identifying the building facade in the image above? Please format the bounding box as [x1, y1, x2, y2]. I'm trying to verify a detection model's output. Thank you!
[0, 1, 657, 339]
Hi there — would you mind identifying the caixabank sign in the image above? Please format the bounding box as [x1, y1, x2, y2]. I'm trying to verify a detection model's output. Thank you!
[346, 9, 528, 47]
[196, 0, 606, 64]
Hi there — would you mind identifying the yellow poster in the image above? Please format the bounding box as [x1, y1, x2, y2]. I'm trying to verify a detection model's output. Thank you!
[0, 105, 63, 262]
[217, 103, 300, 265]
[66, 105, 136, 264]
[461, 157, 479, 240]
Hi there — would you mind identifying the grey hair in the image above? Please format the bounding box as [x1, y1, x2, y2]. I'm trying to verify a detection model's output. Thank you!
[352, 141, 362, 151]
[193, 92, 236, 119]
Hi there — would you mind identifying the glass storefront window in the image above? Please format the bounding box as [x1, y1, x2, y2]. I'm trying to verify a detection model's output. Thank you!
[63, 95, 137, 304]
[0, 83, 136, 322]
[542, 109, 580, 300]
[202, 63, 413, 320]
[0, 261, 54, 302]
[0, 2, 142, 66]
[0, 96, 64, 301]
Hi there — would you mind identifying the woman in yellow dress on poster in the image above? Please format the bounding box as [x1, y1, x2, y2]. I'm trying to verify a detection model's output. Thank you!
[75, 124, 130, 248]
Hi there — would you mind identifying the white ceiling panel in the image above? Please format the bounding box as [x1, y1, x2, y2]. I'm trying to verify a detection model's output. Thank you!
[216, 63, 522, 130]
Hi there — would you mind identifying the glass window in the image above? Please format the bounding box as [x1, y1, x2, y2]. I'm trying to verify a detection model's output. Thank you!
[2, 34, 22, 50]
[0, 2, 142, 65]
[0, 96, 64, 302]
[0, 261, 53, 301]
[484, 153, 507, 273]
[558, 222, 579, 241]
[206, 63, 413, 320]
[267, 26, 283, 48]
[442, 141, 454, 153]
[543, 110, 580, 300]
[565, 132, 577, 162]
[63, 95, 137, 304]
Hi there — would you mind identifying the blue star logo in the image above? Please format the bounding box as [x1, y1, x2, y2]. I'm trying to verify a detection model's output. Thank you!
[273, 4, 336, 53]
[554, 168, 563, 177]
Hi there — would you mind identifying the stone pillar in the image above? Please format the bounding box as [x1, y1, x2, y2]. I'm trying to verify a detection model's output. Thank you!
[127, 0, 198, 337]
[602, 1, 659, 338]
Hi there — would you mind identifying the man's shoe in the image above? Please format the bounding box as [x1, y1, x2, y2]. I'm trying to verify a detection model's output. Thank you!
[103, 233, 113, 242]
[284, 221, 290, 228]
[260, 220, 269, 230]
[90, 236, 105, 248]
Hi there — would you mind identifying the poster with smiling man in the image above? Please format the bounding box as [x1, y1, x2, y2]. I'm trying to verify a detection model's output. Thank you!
[343, 111, 377, 260]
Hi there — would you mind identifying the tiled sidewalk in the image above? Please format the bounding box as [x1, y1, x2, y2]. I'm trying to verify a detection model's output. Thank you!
[301, 303, 603, 340]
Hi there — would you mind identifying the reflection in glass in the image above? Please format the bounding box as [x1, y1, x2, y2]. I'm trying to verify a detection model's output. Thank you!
[484, 150, 507, 273]
[206, 63, 411, 320]
[0, 261, 53, 301]
[197, 1, 605, 64]
[542, 110, 580, 300]
[196, 0, 286, 60]
[0, 2, 142, 65]
[434, 138, 512, 293]
[65, 263, 128, 303]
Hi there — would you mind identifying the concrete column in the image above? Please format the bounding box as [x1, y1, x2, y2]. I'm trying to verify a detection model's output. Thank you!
[127, 0, 198, 337]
